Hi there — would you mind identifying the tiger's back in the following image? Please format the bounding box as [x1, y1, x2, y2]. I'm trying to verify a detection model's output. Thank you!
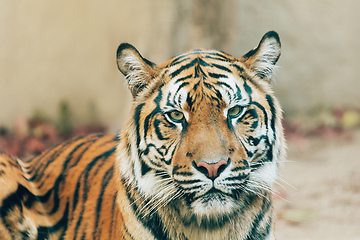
[0, 134, 124, 239]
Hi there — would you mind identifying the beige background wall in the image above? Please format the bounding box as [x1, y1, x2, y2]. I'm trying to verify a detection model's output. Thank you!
[0, 0, 358, 130]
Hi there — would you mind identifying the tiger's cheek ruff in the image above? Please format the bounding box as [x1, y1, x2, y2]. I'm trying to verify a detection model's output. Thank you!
[233, 90, 284, 196]
[116, 87, 186, 219]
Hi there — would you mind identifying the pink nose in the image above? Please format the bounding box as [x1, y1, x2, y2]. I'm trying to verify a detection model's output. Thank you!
[197, 160, 228, 179]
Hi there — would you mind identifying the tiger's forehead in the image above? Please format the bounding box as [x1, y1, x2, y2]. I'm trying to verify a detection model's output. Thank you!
[159, 49, 251, 110]
[165, 49, 236, 67]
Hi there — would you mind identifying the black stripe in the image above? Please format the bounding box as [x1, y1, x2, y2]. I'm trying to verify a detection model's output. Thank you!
[37, 202, 70, 239]
[208, 72, 228, 79]
[245, 196, 272, 240]
[73, 147, 116, 239]
[264, 144, 273, 163]
[205, 51, 230, 60]
[122, 222, 136, 240]
[182, 185, 202, 191]
[134, 103, 145, 148]
[194, 64, 202, 78]
[247, 136, 265, 147]
[246, 149, 254, 159]
[144, 86, 164, 139]
[93, 166, 114, 239]
[226, 173, 249, 181]
[170, 51, 229, 67]
[173, 82, 190, 104]
[0, 185, 69, 239]
[197, 57, 211, 67]
[155, 170, 171, 179]
[109, 193, 118, 240]
[166, 142, 179, 165]
[252, 102, 268, 134]
[170, 54, 192, 66]
[250, 120, 259, 129]
[154, 119, 169, 141]
[265, 94, 276, 142]
[171, 57, 213, 79]
[173, 171, 193, 176]
[68, 139, 105, 212]
[27, 140, 74, 181]
[174, 74, 193, 84]
[214, 81, 232, 90]
[203, 55, 229, 61]
[173, 179, 201, 185]
[28, 135, 101, 182]
[170, 59, 198, 78]
[234, 83, 243, 102]
[211, 63, 232, 73]
[141, 159, 152, 176]
[27, 138, 102, 216]
[27, 134, 95, 178]
[231, 165, 249, 172]
[232, 64, 245, 73]
[240, 108, 258, 126]
[243, 79, 253, 96]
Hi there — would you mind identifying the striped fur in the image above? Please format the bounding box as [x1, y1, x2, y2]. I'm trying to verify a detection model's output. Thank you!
[0, 31, 285, 239]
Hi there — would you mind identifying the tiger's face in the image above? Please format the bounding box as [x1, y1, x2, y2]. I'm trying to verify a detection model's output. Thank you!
[116, 32, 285, 224]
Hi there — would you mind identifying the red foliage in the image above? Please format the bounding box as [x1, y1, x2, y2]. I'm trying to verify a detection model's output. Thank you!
[0, 117, 107, 159]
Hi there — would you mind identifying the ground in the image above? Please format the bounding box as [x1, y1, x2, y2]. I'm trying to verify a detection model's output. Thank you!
[275, 129, 360, 240]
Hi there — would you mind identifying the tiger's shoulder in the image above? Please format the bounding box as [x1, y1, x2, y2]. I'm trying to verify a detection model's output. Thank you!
[0, 134, 124, 239]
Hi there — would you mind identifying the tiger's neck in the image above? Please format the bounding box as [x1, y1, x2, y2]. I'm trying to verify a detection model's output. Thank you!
[118, 183, 274, 240]
[116, 171, 275, 239]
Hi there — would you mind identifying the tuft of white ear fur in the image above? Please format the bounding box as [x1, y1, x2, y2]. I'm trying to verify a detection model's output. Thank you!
[122, 54, 149, 91]
[241, 31, 281, 81]
[116, 43, 158, 97]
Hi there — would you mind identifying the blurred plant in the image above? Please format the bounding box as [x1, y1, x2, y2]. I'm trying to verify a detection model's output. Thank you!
[57, 100, 73, 136]
[283, 107, 360, 143]
[339, 110, 360, 129]
[0, 100, 107, 159]
[88, 100, 100, 123]
[278, 208, 317, 225]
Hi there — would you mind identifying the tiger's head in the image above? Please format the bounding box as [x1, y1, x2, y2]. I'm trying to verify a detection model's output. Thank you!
[116, 31, 286, 226]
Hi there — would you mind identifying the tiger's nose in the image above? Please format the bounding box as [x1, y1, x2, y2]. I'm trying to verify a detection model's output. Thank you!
[195, 160, 228, 180]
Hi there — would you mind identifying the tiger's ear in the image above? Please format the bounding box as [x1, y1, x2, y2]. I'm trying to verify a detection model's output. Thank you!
[116, 43, 159, 97]
[240, 31, 281, 81]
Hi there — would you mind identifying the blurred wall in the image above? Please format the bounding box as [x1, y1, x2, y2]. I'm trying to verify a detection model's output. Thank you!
[0, 0, 358, 130]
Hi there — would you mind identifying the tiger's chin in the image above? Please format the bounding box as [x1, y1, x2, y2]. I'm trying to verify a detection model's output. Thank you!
[193, 193, 236, 214]
[181, 190, 242, 228]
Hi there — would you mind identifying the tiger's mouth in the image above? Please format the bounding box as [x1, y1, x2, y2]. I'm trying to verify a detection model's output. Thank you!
[182, 183, 246, 210]
[192, 187, 240, 202]
[198, 189, 238, 207]
[177, 169, 251, 204]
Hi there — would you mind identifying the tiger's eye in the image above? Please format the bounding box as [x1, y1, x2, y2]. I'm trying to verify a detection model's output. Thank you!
[169, 110, 184, 122]
[228, 106, 241, 118]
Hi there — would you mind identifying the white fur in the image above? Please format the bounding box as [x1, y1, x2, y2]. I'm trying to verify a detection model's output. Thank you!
[252, 37, 280, 80]
[122, 54, 149, 88]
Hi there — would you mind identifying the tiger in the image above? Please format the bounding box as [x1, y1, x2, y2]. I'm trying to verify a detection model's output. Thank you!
[0, 31, 286, 240]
